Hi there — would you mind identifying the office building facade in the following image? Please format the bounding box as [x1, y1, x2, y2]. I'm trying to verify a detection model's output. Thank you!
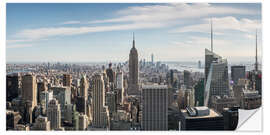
[142, 85, 168, 130]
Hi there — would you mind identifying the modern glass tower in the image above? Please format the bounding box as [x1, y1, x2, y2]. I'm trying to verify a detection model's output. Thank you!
[204, 19, 230, 107]
[204, 49, 230, 107]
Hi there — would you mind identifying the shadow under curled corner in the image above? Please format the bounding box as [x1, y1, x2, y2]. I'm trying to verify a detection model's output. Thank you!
[236, 107, 262, 131]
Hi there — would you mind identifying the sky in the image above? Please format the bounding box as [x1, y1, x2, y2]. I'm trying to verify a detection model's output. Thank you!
[6, 3, 262, 63]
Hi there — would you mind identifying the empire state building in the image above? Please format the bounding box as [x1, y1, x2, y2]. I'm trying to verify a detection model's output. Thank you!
[128, 33, 139, 95]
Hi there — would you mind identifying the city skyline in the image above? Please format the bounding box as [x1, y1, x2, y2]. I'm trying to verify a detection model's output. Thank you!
[5, 2, 263, 132]
[7, 3, 262, 63]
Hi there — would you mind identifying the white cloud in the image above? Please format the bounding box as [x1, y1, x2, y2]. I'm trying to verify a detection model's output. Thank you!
[6, 44, 33, 49]
[6, 38, 49, 44]
[61, 21, 81, 25]
[89, 3, 257, 24]
[170, 36, 232, 47]
[6, 39, 33, 44]
[15, 22, 164, 39]
[170, 16, 261, 34]
[244, 34, 256, 40]
[10, 3, 260, 42]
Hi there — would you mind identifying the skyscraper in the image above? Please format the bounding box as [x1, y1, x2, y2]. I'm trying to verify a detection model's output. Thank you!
[63, 74, 72, 87]
[37, 81, 48, 92]
[76, 96, 87, 114]
[204, 49, 230, 107]
[47, 98, 62, 130]
[128, 33, 139, 95]
[7, 73, 20, 102]
[204, 20, 230, 107]
[39, 90, 53, 112]
[91, 73, 109, 128]
[22, 74, 37, 107]
[80, 75, 88, 100]
[151, 53, 154, 64]
[106, 91, 117, 114]
[51, 86, 71, 113]
[142, 85, 168, 130]
[205, 19, 219, 85]
[116, 71, 124, 105]
[184, 70, 192, 89]
[194, 79, 204, 106]
[106, 63, 115, 83]
[231, 66, 246, 85]
[169, 69, 174, 86]
[37, 81, 48, 103]
[204, 50, 222, 86]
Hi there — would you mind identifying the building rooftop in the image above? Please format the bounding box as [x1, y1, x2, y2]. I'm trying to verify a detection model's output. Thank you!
[142, 84, 167, 89]
[205, 48, 222, 59]
[181, 107, 222, 119]
[242, 90, 261, 98]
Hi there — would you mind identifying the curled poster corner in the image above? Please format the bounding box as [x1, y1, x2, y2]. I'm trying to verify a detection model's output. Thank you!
[236, 107, 262, 131]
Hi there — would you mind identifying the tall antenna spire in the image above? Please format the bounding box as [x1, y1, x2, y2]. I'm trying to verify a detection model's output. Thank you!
[211, 18, 213, 52]
[132, 32, 135, 48]
[255, 29, 258, 71]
